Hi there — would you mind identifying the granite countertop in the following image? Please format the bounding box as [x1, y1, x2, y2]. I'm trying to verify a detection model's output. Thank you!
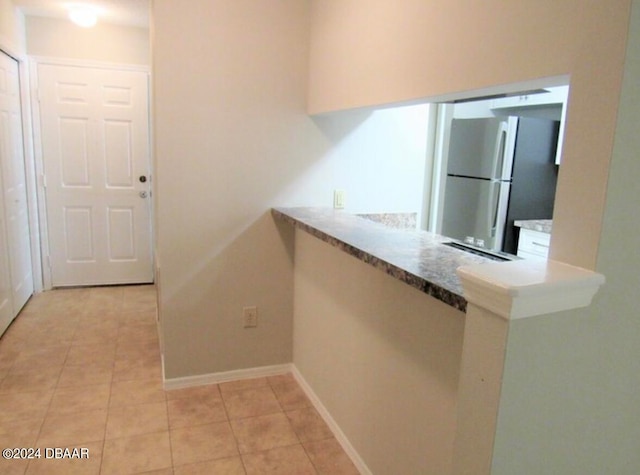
[272, 207, 499, 313]
[514, 219, 552, 234]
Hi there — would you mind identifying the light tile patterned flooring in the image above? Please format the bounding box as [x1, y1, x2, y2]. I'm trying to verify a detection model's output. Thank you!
[0, 285, 359, 474]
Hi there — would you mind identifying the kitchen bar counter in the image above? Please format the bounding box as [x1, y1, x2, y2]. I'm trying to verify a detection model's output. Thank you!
[272, 207, 497, 312]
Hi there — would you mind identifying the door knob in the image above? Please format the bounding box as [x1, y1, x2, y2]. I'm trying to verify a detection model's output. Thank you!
[139, 191, 148, 198]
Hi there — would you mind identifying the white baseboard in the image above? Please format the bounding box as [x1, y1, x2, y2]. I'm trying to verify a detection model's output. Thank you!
[162, 362, 371, 474]
[163, 363, 293, 391]
[291, 366, 372, 475]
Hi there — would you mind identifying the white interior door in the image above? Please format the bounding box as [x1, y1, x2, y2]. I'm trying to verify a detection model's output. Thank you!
[38, 64, 153, 287]
[0, 51, 33, 335]
[0, 56, 14, 334]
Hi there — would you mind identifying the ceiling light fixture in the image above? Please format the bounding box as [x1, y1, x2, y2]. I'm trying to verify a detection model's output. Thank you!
[68, 4, 99, 28]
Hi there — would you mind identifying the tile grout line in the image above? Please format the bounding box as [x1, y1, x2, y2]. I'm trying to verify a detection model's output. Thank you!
[23, 359, 58, 474]
[27, 291, 87, 475]
[164, 387, 176, 473]
[2, 286, 353, 474]
[100, 295, 119, 475]
[217, 382, 249, 474]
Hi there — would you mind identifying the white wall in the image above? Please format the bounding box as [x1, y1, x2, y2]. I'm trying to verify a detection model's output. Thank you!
[491, 2, 640, 473]
[308, 0, 631, 271]
[152, 0, 428, 378]
[154, 0, 312, 378]
[153, 0, 431, 379]
[0, 0, 26, 56]
[151, 1, 638, 473]
[25, 16, 149, 65]
[277, 103, 431, 220]
[294, 230, 464, 475]
[300, 1, 637, 473]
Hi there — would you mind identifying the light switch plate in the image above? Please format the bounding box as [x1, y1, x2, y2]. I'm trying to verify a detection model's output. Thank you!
[333, 190, 345, 209]
[243, 306, 257, 328]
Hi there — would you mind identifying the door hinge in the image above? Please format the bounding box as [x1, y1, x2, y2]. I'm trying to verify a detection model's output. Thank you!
[38, 174, 47, 188]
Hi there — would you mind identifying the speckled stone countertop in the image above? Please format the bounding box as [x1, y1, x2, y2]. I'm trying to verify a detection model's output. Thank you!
[272, 207, 498, 313]
[514, 219, 552, 234]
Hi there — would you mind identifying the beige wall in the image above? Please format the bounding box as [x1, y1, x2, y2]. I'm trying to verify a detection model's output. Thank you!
[492, 2, 640, 473]
[152, 0, 436, 380]
[308, 0, 632, 271]
[303, 1, 638, 473]
[25, 16, 149, 65]
[293, 230, 464, 475]
[152, 1, 638, 472]
[153, 0, 323, 378]
[0, 0, 26, 55]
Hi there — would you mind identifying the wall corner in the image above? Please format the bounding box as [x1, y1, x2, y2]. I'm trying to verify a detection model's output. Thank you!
[452, 259, 605, 474]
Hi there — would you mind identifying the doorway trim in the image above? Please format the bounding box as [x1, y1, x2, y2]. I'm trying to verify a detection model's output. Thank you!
[29, 56, 152, 290]
[0, 39, 43, 295]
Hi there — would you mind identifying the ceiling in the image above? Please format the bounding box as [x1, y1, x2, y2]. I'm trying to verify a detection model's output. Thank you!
[12, 0, 149, 28]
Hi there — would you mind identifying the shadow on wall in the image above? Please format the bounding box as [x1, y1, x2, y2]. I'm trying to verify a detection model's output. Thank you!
[161, 212, 295, 379]
[295, 236, 465, 397]
[157, 97, 429, 381]
[292, 230, 465, 474]
[311, 109, 373, 142]
[155, 107, 338, 379]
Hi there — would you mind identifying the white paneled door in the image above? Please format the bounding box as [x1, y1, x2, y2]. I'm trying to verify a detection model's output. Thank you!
[38, 64, 152, 286]
[0, 51, 33, 336]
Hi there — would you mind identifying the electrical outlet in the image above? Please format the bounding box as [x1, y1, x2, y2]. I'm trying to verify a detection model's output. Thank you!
[243, 306, 258, 328]
[333, 189, 345, 209]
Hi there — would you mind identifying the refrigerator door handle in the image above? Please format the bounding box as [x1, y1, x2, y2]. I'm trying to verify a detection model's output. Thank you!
[491, 122, 509, 179]
[487, 120, 513, 247]
[490, 181, 512, 249]
[488, 180, 501, 237]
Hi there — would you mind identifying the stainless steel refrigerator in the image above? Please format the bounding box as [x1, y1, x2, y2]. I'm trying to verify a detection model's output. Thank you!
[441, 116, 559, 254]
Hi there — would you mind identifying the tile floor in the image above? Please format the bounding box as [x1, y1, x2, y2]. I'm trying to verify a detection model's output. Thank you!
[0, 285, 359, 474]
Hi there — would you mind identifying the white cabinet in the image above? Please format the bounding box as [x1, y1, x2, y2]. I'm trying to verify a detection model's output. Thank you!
[517, 228, 550, 260]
